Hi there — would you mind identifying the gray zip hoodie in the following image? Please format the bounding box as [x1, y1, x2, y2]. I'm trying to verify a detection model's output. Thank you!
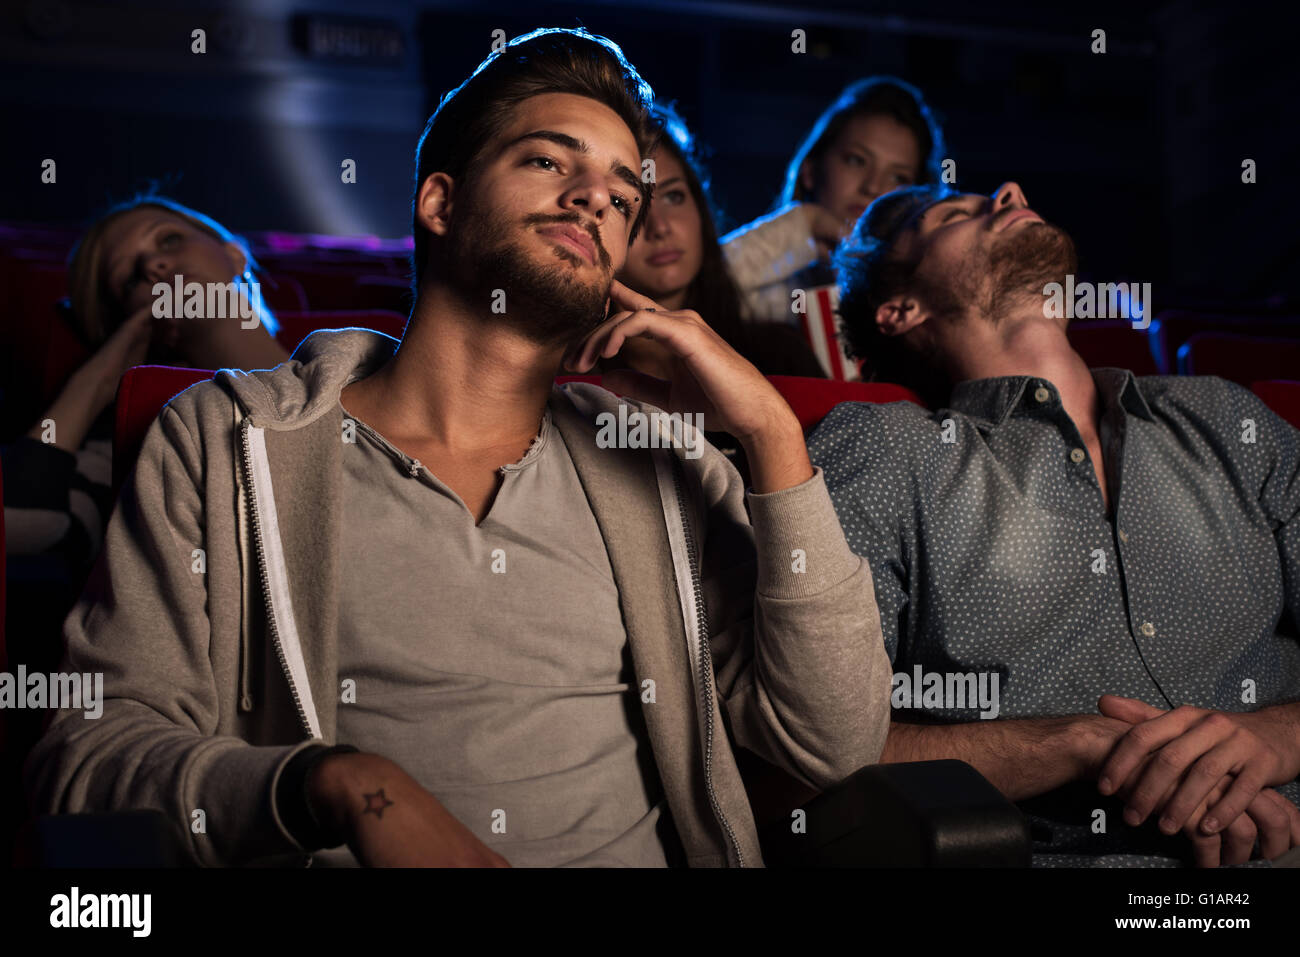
[24, 328, 891, 867]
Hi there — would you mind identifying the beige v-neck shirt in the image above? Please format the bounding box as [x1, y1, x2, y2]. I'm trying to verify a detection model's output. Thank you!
[317, 397, 676, 867]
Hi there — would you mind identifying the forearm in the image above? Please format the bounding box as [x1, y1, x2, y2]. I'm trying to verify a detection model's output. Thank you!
[27, 367, 109, 452]
[721, 467, 892, 788]
[721, 204, 818, 292]
[740, 415, 813, 493]
[306, 749, 386, 839]
[880, 715, 1110, 801]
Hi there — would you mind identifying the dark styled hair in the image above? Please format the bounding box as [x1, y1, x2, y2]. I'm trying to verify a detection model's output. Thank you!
[643, 102, 747, 344]
[410, 27, 660, 292]
[781, 76, 946, 207]
[834, 183, 955, 406]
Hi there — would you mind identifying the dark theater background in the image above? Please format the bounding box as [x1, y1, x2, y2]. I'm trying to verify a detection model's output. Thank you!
[1, 0, 1298, 870]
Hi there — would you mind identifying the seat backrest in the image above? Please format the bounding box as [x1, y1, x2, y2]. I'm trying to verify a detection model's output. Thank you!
[273, 267, 390, 309]
[1179, 334, 1300, 385]
[352, 275, 413, 315]
[765, 375, 923, 430]
[0, 260, 89, 401]
[557, 374, 923, 431]
[1066, 320, 1159, 376]
[0, 454, 5, 752]
[1, 456, 6, 677]
[1250, 380, 1300, 431]
[259, 273, 309, 312]
[1149, 311, 1300, 374]
[112, 366, 213, 499]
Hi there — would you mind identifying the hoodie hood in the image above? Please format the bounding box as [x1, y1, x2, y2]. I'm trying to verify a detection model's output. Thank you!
[216, 327, 397, 427]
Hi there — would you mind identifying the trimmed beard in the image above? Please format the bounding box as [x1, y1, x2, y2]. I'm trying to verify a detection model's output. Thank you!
[917, 221, 1080, 329]
[985, 221, 1078, 323]
[446, 205, 612, 346]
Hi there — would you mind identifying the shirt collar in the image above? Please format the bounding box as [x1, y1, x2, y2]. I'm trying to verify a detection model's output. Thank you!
[947, 367, 1156, 430]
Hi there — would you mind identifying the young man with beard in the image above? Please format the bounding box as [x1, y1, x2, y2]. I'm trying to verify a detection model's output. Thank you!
[24, 29, 892, 868]
[808, 181, 1300, 867]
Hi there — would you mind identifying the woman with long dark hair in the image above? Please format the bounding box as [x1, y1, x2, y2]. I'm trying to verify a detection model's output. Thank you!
[614, 102, 823, 380]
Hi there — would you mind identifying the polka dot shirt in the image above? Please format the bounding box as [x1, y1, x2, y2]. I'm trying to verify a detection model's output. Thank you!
[808, 369, 1300, 865]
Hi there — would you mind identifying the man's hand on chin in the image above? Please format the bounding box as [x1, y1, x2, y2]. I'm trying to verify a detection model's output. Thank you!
[1094, 694, 1300, 866]
[565, 280, 812, 493]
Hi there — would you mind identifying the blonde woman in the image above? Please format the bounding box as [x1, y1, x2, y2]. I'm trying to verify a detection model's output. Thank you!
[5, 196, 287, 569]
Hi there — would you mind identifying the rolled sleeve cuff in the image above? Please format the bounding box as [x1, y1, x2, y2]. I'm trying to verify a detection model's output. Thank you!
[268, 739, 339, 852]
[745, 465, 861, 599]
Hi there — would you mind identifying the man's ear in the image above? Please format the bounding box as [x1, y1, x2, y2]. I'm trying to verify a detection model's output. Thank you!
[416, 172, 456, 238]
[875, 295, 931, 338]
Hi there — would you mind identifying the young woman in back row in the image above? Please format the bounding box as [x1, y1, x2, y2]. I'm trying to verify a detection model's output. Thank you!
[721, 77, 947, 375]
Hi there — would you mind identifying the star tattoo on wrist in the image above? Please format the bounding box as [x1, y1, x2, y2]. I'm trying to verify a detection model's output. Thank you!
[361, 788, 394, 819]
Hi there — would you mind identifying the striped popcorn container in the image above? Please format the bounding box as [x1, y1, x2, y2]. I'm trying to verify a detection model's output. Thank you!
[799, 284, 862, 382]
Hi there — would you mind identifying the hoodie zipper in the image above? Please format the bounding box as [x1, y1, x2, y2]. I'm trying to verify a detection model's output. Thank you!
[238, 418, 315, 739]
[669, 453, 746, 868]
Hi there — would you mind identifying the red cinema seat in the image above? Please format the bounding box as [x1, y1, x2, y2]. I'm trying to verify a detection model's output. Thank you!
[259, 273, 309, 312]
[274, 266, 393, 310]
[557, 374, 924, 431]
[1, 457, 6, 678]
[0, 457, 5, 756]
[11, 262, 68, 324]
[38, 314, 90, 407]
[1178, 334, 1300, 386]
[1149, 311, 1300, 374]
[352, 275, 413, 315]
[766, 376, 924, 430]
[1067, 320, 1159, 376]
[274, 310, 407, 353]
[0, 260, 91, 426]
[1251, 380, 1300, 431]
[112, 366, 212, 500]
[554, 375, 605, 388]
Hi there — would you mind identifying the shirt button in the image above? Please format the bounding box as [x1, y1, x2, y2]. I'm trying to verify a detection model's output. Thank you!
[1118, 529, 1128, 543]
[1034, 386, 1050, 403]
[1070, 447, 1087, 464]
[1140, 622, 1155, 637]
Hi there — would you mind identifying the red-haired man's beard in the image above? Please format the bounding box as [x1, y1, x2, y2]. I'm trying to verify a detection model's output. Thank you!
[985, 221, 1079, 323]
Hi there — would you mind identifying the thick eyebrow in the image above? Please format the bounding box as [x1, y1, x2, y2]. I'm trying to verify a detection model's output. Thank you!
[506, 129, 643, 204]
[106, 216, 171, 286]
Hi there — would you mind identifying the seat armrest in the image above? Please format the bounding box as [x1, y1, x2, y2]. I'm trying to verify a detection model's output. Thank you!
[759, 759, 1031, 867]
